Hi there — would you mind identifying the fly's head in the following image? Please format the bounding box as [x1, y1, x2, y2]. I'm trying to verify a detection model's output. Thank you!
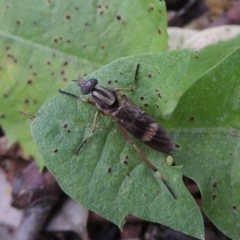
[78, 79, 98, 95]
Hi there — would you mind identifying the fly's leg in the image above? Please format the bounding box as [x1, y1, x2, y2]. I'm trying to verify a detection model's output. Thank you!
[114, 63, 140, 93]
[20, 111, 36, 120]
[75, 110, 99, 154]
[119, 126, 176, 200]
[59, 90, 101, 154]
[58, 90, 95, 106]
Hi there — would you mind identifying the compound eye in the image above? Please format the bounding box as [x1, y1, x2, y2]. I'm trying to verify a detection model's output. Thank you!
[78, 79, 98, 95]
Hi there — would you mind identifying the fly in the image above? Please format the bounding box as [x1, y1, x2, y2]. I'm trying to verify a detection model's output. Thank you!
[59, 64, 176, 199]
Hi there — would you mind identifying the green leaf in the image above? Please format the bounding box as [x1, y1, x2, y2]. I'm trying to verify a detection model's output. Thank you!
[0, 0, 168, 167]
[31, 49, 204, 239]
[165, 35, 240, 115]
[172, 46, 240, 239]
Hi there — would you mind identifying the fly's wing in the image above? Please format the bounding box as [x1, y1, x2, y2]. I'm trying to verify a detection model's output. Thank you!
[114, 99, 175, 153]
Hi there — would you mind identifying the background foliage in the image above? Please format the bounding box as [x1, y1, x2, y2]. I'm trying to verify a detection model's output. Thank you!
[1, 0, 240, 239]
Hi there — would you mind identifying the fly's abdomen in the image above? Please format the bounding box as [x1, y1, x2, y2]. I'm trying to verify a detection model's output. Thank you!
[116, 108, 175, 154]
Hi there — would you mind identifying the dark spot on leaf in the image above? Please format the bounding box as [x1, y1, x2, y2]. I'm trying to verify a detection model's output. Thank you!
[212, 182, 217, 188]
[6, 5, 10, 9]
[232, 205, 237, 210]
[140, 97, 144, 101]
[105, 4, 109, 9]
[33, 100, 37, 104]
[63, 124, 68, 128]
[126, 173, 130, 177]
[5, 46, 10, 51]
[125, 155, 128, 159]
[116, 15, 121, 20]
[159, 9, 162, 13]
[158, 29, 162, 34]
[148, 74, 152, 78]
[52, 53, 56, 57]
[108, 80, 112, 84]
[212, 195, 216, 200]
[63, 61, 68, 66]
[107, 167, 112, 173]
[75, 7, 79, 10]
[51, 72, 55, 76]
[156, 105, 159, 109]
[100, 11, 104, 15]
[123, 160, 128, 165]
[54, 38, 58, 43]
[59, 37, 63, 41]
[124, 216, 127, 221]
[190, 116, 195, 122]
[61, 71, 65, 75]
[230, 152, 232, 156]
[14, 59, 17, 63]
[53, 149, 58, 153]
[63, 77, 67, 81]
[148, 6, 154, 12]
[101, 45, 105, 49]
[27, 79, 32, 84]
[33, 72, 37, 76]
[1, 114, 5, 119]
[144, 193, 147, 197]
[97, 5, 101, 8]
[67, 39, 71, 43]
[144, 103, 149, 107]
[67, 130, 71, 133]
[175, 144, 180, 148]
[195, 55, 199, 59]
[4, 94, 8, 98]
[82, 44, 86, 48]
[24, 99, 29, 104]
[65, 15, 71, 20]
[115, 80, 118, 83]
[85, 22, 89, 26]
[16, 20, 21, 25]
[158, 93, 162, 98]
[33, 21, 37, 25]
[47, 61, 51, 65]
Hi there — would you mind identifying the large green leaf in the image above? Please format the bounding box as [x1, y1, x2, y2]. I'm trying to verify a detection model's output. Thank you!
[0, 0, 168, 167]
[165, 35, 240, 115]
[172, 46, 240, 239]
[31, 50, 205, 239]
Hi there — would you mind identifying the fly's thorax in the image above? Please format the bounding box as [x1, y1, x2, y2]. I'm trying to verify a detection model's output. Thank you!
[92, 86, 119, 110]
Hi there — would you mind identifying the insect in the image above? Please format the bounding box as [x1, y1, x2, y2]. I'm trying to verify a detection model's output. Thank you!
[59, 64, 176, 199]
